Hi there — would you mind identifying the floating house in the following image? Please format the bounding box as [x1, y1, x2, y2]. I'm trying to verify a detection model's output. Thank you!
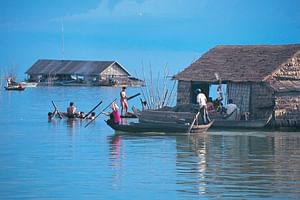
[25, 59, 143, 86]
[173, 44, 300, 128]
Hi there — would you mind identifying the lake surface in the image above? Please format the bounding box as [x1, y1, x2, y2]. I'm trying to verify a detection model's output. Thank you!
[0, 87, 300, 200]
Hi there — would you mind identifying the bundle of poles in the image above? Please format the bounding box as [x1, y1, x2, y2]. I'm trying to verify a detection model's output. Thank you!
[137, 64, 177, 110]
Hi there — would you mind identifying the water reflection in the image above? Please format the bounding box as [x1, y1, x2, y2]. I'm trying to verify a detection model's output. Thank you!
[175, 133, 300, 199]
[107, 135, 123, 191]
[108, 135, 122, 166]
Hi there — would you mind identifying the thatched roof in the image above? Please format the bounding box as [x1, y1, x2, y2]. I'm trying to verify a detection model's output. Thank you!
[173, 44, 300, 82]
[269, 80, 300, 92]
[26, 59, 131, 76]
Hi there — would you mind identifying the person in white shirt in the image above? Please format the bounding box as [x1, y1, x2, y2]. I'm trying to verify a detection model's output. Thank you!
[196, 89, 210, 124]
[224, 99, 240, 120]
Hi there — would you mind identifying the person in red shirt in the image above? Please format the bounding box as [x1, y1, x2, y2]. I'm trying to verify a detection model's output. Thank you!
[110, 102, 121, 124]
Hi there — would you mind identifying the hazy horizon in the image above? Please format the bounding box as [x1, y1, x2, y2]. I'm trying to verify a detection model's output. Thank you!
[1, 0, 300, 80]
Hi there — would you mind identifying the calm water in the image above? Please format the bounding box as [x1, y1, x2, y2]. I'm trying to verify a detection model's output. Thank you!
[0, 87, 300, 200]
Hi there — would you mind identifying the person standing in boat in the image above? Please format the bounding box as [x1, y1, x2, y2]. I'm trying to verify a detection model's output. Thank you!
[120, 86, 128, 116]
[196, 89, 210, 125]
[67, 102, 77, 118]
[6, 77, 11, 87]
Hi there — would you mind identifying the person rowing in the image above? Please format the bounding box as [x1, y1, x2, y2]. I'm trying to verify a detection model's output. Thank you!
[67, 102, 77, 118]
[195, 88, 211, 125]
[107, 102, 121, 125]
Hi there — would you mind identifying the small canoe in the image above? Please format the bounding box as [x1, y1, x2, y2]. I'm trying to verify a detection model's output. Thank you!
[5, 85, 25, 91]
[106, 120, 213, 134]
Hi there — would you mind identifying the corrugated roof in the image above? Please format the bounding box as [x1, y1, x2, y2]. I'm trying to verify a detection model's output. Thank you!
[25, 59, 131, 76]
[173, 44, 300, 82]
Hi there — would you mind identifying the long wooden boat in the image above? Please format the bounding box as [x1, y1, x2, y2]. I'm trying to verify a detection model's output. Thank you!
[120, 113, 137, 118]
[211, 119, 269, 129]
[136, 109, 195, 124]
[106, 120, 213, 134]
[134, 109, 271, 130]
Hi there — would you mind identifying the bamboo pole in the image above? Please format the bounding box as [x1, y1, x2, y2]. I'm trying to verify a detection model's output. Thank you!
[159, 64, 168, 108]
[155, 71, 161, 108]
[166, 80, 177, 106]
[141, 66, 151, 109]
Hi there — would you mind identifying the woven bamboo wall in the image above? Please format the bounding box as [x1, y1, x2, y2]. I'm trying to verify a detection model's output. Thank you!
[250, 83, 274, 119]
[227, 82, 251, 114]
[272, 55, 300, 127]
[274, 93, 300, 127]
[177, 80, 191, 105]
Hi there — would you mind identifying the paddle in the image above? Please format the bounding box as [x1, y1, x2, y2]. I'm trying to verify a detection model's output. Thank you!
[188, 112, 200, 133]
[84, 98, 117, 128]
[83, 100, 103, 119]
[127, 93, 141, 101]
[51, 100, 63, 119]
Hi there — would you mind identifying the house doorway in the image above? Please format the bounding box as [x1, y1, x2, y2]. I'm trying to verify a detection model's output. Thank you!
[190, 82, 209, 104]
[191, 82, 227, 105]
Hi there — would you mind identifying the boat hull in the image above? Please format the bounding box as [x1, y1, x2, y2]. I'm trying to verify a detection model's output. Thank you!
[135, 109, 269, 130]
[4, 86, 25, 91]
[20, 82, 38, 87]
[106, 120, 212, 135]
[212, 119, 268, 129]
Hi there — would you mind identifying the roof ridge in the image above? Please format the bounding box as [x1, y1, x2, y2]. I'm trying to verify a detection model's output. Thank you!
[215, 44, 300, 48]
[38, 59, 115, 63]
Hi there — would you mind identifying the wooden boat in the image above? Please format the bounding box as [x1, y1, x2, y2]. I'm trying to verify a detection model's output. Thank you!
[4, 85, 25, 91]
[136, 109, 195, 124]
[106, 120, 213, 134]
[120, 112, 137, 118]
[211, 119, 269, 129]
[134, 109, 271, 130]
[20, 81, 38, 87]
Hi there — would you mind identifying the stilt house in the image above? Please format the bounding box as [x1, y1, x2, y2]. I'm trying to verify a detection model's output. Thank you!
[173, 44, 300, 127]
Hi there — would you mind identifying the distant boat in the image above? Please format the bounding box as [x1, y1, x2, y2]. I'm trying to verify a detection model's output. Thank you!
[20, 81, 38, 88]
[5, 85, 25, 91]
[5, 77, 28, 90]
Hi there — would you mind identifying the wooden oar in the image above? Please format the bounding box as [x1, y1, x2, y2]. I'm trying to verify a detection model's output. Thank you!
[83, 100, 103, 119]
[188, 112, 200, 133]
[51, 100, 63, 119]
[84, 98, 117, 128]
[127, 93, 141, 101]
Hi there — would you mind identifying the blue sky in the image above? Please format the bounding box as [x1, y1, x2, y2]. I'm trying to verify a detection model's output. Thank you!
[1, 0, 300, 80]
